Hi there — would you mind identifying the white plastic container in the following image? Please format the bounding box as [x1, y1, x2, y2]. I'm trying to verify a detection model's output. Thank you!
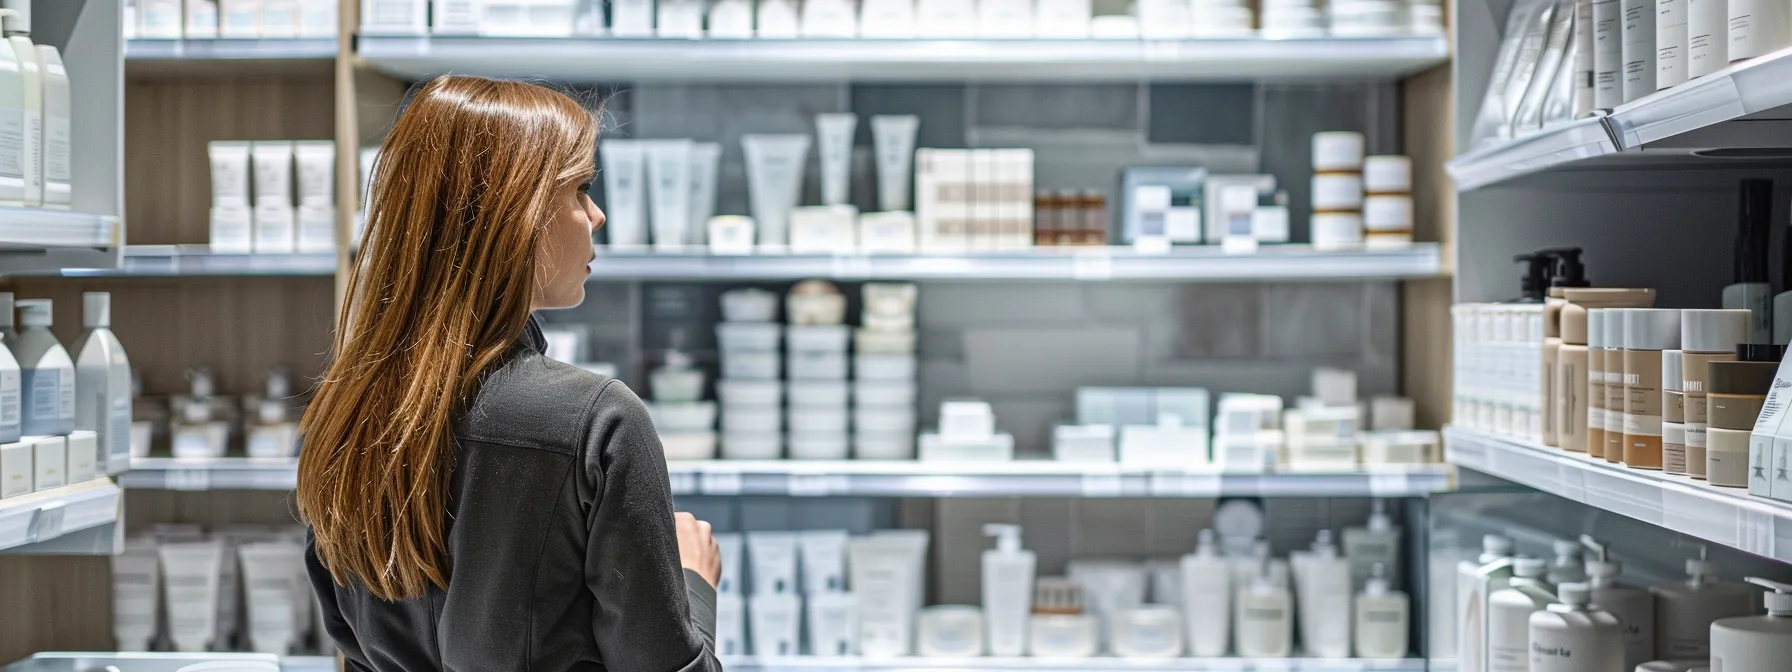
[720, 288, 778, 323]
[790, 407, 849, 434]
[918, 605, 985, 657]
[856, 407, 916, 435]
[661, 432, 718, 460]
[855, 380, 916, 407]
[788, 351, 849, 380]
[856, 354, 918, 380]
[789, 380, 850, 407]
[855, 329, 917, 355]
[721, 408, 782, 434]
[1113, 606, 1185, 659]
[1355, 562, 1410, 659]
[647, 401, 717, 432]
[1710, 578, 1792, 672]
[789, 432, 849, 460]
[717, 379, 782, 408]
[722, 432, 782, 460]
[855, 432, 915, 460]
[787, 325, 850, 352]
[717, 322, 781, 353]
[721, 352, 780, 380]
[1528, 582, 1624, 672]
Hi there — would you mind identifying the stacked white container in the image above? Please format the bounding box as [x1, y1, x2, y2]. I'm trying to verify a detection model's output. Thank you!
[856, 283, 919, 460]
[1330, 0, 1405, 35]
[1406, 0, 1445, 34]
[1191, 0, 1256, 36]
[1311, 132, 1367, 251]
[1362, 155, 1414, 249]
[787, 280, 852, 460]
[1261, 0, 1325, 38]
[718, 288, 785, 460]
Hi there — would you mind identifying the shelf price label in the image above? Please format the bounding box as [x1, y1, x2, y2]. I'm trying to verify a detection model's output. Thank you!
[1080, 474, 1123, 497]
[1739, 509, 1776, 559]
[788, 474, 848, 497]
[667, 470, 697, 496]
[829, 255, 872, 279]
[1071, 250, 1114, 280]
[164, 469, 212, 492]
[27, 502, 65, 544]
[699, 470, 742, 496]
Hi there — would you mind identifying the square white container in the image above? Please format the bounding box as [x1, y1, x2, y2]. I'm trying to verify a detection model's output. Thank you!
[787, 325, 851, 352]
[790, 432, 850, 460]
[789, 380, 850, 407]
[721, 289, 779, 322]
[920, 433, 1015, 461]
[722, 352, 781, 380]
[663, 432, 719, 460]
[790, 407, 850, 434]
[718, 323, 782, 353]
[855, 380, 916, 407]
[722, 408, 783, 434]
[864, 312, 916, 332]
[855, 329, 916, 355]
[856, 432, 916, 460]
[647, 402, 718, 433]
[855, 407, 917, 434]
[856, 354, 918, 380]
[1119, 426, 1210, 468]
[31, 436, 66, 492]
[723, 432, 784, 460]
[1054, 425, 1117, 463]
[718, 379, 783, 408]
[789, 351, 850, 380]
[0, 440, 30, 498]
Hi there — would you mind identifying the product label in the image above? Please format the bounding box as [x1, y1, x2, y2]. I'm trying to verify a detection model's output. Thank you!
[1622, 0, 1658, 95]
[23, 110, 40, 193]
[1665, 434, 1687, 472]
[0, 107, 23, 185]
[1657, 0, 1687, 83]
[1684, 351, 1730, 423]
[23, 367, 59, 422]
[1589, 349, 1607, 435]
[44, 117, 69, 183]
[1594, 0, 1624, 105]
[1686, 0, 1726, 73]
[1623, 349, 1664, 435]
[108, 395, 131, 464]
[0, 368, 17, 433]
[1666, 389, 1685, 422]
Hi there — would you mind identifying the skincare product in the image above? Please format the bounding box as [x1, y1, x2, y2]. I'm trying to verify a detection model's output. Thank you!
[656, 0, 705, 38]
[982, 524, 1036, 657]
[160, 542, 225, 652]
[1344, 499, 1403, 590]
[1589, 309, 1613, 457]
[850, 531, 929, 657]
[0, 310, 15, 445]
[1112, 607, 1184, 659]
[708, 216, 756, 254]
[210, 141, 254, 253]
[714, 533, 742, 595]
[799, 530, 849, 595]
[239, 542, 302, 654]
[1708, 345, 1779, 487]
[33, 43, 61, 210]
[220, 0, 262, 36]
[808, 592, 859, 656]
[251, 141, 296, 254]
[1235, 562, 1294, 658]
[1030, 613, 1100, 658]
[112, 542, 160, 651]
[1488, 557, 1556, 672]
[1596, 0, 1623, 107]
[1293, 530, 1355, 659]
[1180, 530, 1232, 656]
[918, 606, 985, 657]
[916, 0, 977, 36]
[802, 0, 858, 39]
[1607, 310, 1631, 460]
[872, 116, 919, 212]
[294, 141, 337, 253]
[742, 134, 811, 248]
[600, 140, 648, 247]
[14, 299, 70, 437]
[716, 594, 745, 655]
[645, 139, 694, 251]
[756, 0, 800, 37]
[1708, 578, 1792, 671]
[185, 0, 220, 37]
[860, 0, 918, 36]
[1622, 0, 1657, 100]
[0, 21, 23, 207]
[1356, 563, 1410, 659]
[747, 531, 799, 595]
[750, 593, 802, 656]
[1550, 540, 1588, 586]
[816, 114, 857, 207]
[688, 143, 720, 245]
[1528, 582, 1625, 672]
[1688, 0, 1728, 74]
[1563, 290, 1659, 453]
[1653, 552, 1757, 658]
[789, 206, 859, 254]
[1727, 180, 1774, 343]
[1747, 344, 1792, 499]
[1726, 0, 1790, 60]
[0, 438, 23, 497]
[29, 434, 61, 490]
[707, 0, 754, 37]
[74, 293, 130, 474]
[0, 1, 34, 208]
[246, 369, 296, 458]
[1583, 536, 1657, 669]
[1622, 309, 1682, 469]
[1665, 350, 1689, 473]
[1658, 0, 1689, 88]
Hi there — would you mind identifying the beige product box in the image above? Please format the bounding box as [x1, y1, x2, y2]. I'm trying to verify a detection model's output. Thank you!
[65, 430, 98, 484]
[789, 206, 859, 254]
[30, 435, 66, 492]
[0, 440, 29, 498]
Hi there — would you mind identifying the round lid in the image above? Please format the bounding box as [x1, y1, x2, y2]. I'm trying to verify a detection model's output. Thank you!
[1588, 309, 1606, 348]
[1312, 131, 1366, 171]
[82, 292, 110, 329]
[1586, 558, 1620, 580]
[0, 0, 29, 35]
[1483, 534, 1513, 556]
[1553, 539, 1583, 559]
[1557, 582, 1591, 606]
[1600, 309, 1625, 349]
[1513, 556, 1546, 578]
[16, 299, 50, 327]
[1625, 308, 1678, 349]
[1739, 343, 1785, 363]
[1363, 155, 1411, 192]
[1665, 351, 1684, 391]
[1214, 499, 1265, 540]
[1682, 309, 1752, 353]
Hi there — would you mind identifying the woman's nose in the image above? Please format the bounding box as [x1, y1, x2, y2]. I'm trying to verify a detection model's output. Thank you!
[587, 196, 606, 232]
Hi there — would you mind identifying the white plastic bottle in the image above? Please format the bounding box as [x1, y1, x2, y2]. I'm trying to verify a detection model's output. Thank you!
[1179, 529, 1232, 657]
[1710, 578, 1792, 672]
[1548, 539, 1588, 585]
[1235, 563, 1292, 658]
[73, 293, 130, 474]
[980, 524, 1035, 657]
[1295, 530, 1354, 658]
[1580, 535, 1656, 670]
[33, 43, 62, 210]
[0, 291, 17, 348]
[0, 8, 22, 207]
[1653, 553, 1757, 658]
[0, 314, 17, 444]
[1343, 498, 1403, 590]
[1528, 582, 1625, 672]
[1459, 535, 1517, 672]
[2, 0, 38, 208]
[1488, 557, 1556, 672]
[1354, 562, 1409, 659]
[13, 299, 72, 436]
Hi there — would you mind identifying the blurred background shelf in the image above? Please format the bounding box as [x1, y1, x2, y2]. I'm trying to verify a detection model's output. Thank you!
[0, 208, 122, 275]
[1, 653, 335, 672]
[0, 479, 121, 555]
[125, 39, 338, 61]
[46, 245, 338, 278]
[358, 36, 1451, 83]
[714, 655, 1430, 671]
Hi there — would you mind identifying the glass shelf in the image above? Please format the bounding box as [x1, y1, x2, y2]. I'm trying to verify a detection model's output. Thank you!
[0, 478, 121, 554]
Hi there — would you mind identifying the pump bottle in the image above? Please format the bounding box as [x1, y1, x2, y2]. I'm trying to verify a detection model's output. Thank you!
[1527, 582, 1624, 672]
[980, 524, 1035, 657]
[13, 298, 70, 436]
[0, 8, 22, 207]
[1343, 499, 1402, 590]
[1487, 557, 1555, 672]
[1, 0, 38, 207]
[1580, 535, 1655, 669]
[1235, 562, 1292, 658]
[1293, 530, 1353, 658]
[1709, 577, 1792, 671]
[1458, 534, 1516, 672]
[1541, 247, 1590, 447]
[1547, 539, 1588, 585]
[74, 293, 131, 473]
[1179, 529, 1231, 657]
[1652, 550, 1757, 658]
[1726, 179, 1773, 343]
[1354, 562, 1408, 659]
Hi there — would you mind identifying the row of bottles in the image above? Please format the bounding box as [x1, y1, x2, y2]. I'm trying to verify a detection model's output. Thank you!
[0, 292, 130, 473]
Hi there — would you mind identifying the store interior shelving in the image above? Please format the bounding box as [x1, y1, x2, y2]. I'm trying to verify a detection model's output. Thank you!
[50, 245, 337, 278]
[124, 38, 339, 61]
[712, 655, 1429, 671]
[0, 479, 121, 555]
[2, 653, 335, 672]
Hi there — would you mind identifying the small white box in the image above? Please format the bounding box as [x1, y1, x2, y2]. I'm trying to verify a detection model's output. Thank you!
[722, 432, 783, 460]
[361, 0, 428, 35]
[855, 354, 917, 380]
[790, 206, 860, 254]
[789, 380, 850, 407]
[1370, 396, 1416, 431]
[721, 352, 781, 380]
[855, 380, 916, 407]
[65, 430, 98, 484]
[1312, 367, 1358, 407]
[1119, 425, 1209, 468]
[788, 351, 849, 380]
[854, 329, 916, 355]
[0, 440, 30, 499]
[718, 322, 783, 353]
[790, 432, 849, 460]
[801, 0, 859, 36]
[859, 211, 918, 254]
[787, 325, 851, 353]
[718, 380, 783, 408]
[1285, 407, 1360, 443]
[939, 401, 996, 441]
[30, 436, 66, 492]
[790, 407, 849, 434]
[1360, 430, 1438, 465]
[1054, 425, 1116, 463]
[855, 407, 916, 434]
[920, 432, 1015, 461]
[721, 409, 783, 434]
[859, 0, 918, 36]
[1283, 440, 1360, 471]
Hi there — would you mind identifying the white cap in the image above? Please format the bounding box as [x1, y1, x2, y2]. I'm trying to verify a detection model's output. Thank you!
[983, 524, 1023, 554]
[1312, 131, 1366, 171]
[1682, 309, 1752, 353]
[1665, 350, 1683, 391]
[1556, 582, 1591, 606]
[1513, 556, 1546, 578]
[1624, 309, 1683, 351]
[1312, 529, 1339, 557]
[16, 299, 50, 327]
[1363, 155, 1412, 192]
[1746, 578, 1792, 616]
[1483, 534, 1513, 556]
[0, 1, 29, 34]
[1364, 562, 1392, 596]
[83, 292, 110, 329]
[1588, 309, 1606, 349]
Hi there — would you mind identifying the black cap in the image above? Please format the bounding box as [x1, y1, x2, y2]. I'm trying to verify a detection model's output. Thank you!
[1738, 179, 1773, 284]
[1739, 343, 1786, 363]
[1515, 252, 1551, 300]
[1540, 247, 1589, 288]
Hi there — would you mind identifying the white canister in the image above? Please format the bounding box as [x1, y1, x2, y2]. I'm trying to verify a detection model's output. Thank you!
[1312, 213, 1366, 251]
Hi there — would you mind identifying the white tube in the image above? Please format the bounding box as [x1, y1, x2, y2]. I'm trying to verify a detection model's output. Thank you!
[816, 113, 858, 206]
[688, 142, 721, 246]
[112, 543, 161, 651]
[849, 533, 929, 657]
[34, 45, 65, 210]
[746, 531, 800, 595]
[600, 139, 648, 248]
[209, 141, 253, 253]
[871, 115, 919, 212]
[741, 134, 811, 248]
[644, 139, 693, 251]
[251, 141, 296, 254]
[715, 532, 742, 595]
[238, 542, 301, 654]
[294, 141, 336, 254]
[799, 529, 849, 594]
[158, 542, 224, 652]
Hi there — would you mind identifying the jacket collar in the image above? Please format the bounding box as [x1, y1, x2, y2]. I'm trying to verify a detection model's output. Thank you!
[522, 314, 548, 354]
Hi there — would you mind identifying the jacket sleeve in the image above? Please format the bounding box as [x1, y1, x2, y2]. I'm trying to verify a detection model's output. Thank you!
[303, 531, 375, 671]
[583, 380, 724, 671]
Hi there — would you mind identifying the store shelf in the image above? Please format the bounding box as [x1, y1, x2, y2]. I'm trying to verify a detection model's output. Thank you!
[1445, 426, 1792, 563]
[716, 656, 1427, 671]
[49, 245, 338, 277]
[120, 456, 1451, 498]
[587, 244, 1445, 282]
[0, 478, 121, 554]
[358, 36, 1451, 83]
[125, 38, 338, 60]
[3, 653, 335, 672]
[1446, 44, 1792, 191]
[0, 207, 123, 274]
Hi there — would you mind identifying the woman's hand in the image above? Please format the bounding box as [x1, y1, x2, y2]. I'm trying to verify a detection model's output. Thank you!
[674, 512, 721, 589]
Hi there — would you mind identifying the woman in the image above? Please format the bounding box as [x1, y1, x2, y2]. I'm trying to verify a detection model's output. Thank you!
[297, 75, 724, 671]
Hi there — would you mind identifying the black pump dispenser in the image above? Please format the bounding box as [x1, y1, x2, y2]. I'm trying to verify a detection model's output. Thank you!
[1540, 247, 1589, 288]
[1516, 253, 1552, 302]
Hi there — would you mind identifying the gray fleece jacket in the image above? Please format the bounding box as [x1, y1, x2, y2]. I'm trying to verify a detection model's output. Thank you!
[305, 318, 723, 671]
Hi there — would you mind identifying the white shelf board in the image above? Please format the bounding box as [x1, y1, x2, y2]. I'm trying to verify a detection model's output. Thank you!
[0, 478, 120, 554]
[3, 653, 334, 672]
[1446, 44, 1792, 190]
[588, 244, 1444, 282]
[717, 656, 1427, 671]
[0, 207, 123, 274]
[51, 245, 338, 277]
[120, 456, 1451, 498]
[125, 38, 338, 60]
[1446, 426, 1792, 563]
[358, 35, 1451, 83]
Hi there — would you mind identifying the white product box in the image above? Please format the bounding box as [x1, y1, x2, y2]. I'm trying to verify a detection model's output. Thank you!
[140, 0, 186, 39]
[859, 211, 919, 253]
[722, 432, 783, 460]
[855, 407, 917, 435]
[1054, 424, 1117, 463]
[361, 0, 428, 35]
[789, 380, 850, 408]
[718, 322, 782, 353]
[30, 435, 66, 492]
[979, 0, 1035, 37]
[855, 380, 916, 406]
[0, 440, 30, 498]
[1119, 425, 1210, 468]
[65, 430, 98, 484]
[260, 0, 299, 38]
[790, 206, 860, 254]
[789, 351, 849, 380]
[787, 325, 851, 352]
[860, 0, 918, 36]
[856, 354, 918, 380]
[480, 0, 578, 36]
[721, 352, 781, 381]
[802, 0, 859, 36]
[939, 400, 996, 441]
[855, 329, 916, 355]
[856, 432, 916, 460]
[717, 379, 783, 408]
[1360, 430, 1438, 465]
[721, 408, 782, 434]
[920, 432, 1015, 461]
[790, 407, 849, 435]
[790, 432, 850, 459]
[434, 0, 480, 35]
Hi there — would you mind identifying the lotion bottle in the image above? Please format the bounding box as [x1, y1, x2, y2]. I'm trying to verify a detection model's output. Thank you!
[32, 42, 61, 210]
[1179, 529, 1232, 657]
[1235, 563, 1293, 658]
[1488, 557, 1556, 672]
[0, 9, 22, 207]
[1527, 582, 1625, 672]
[1459, 534, 1516, 672]
[980, 523, 1035, 657]
[1652, 550, 1757, 658]
[13, 298, 70, 437]
[1296, 530, 1354, 658]
[1709, 578, 1792, 671]
[1354, 562, 1409, 659]
[1343, 499, 1403, 590]
[73, 293, 130, 474]
[1, 0, 37, 208]
[1580, 535, 1656, 670]
[1726, 179, 1773, 344]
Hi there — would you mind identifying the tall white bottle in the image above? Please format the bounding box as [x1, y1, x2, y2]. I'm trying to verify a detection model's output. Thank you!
[1179, 529, 1232, 657]
[1459, 535, 1516, 672]
[1295, 530, 1354, 659]
[74, 293, 131, 474]
[1527, 582, 1625, 672]
[0, 9, 22, 207]
[1652, 553, 1758, 659]
[13, 299, 71, 436]
[1487, 557, 1556, 672]
[33, 43, 63, 210]
[2, 0, 39, 208]
[1581, 535, 1656, 670]
[1235, 563, 1293, 658]
[1354, 563, 1409, 659]
[1709, 578, 1792, 672]
[1343, 499, 1403, 590]
[980, 524, 1035, 657]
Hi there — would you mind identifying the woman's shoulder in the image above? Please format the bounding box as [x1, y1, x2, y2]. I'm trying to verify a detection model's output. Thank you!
[457, 348, 637, 454]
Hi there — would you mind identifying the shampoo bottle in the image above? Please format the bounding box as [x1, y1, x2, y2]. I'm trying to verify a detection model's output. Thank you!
[1354, 562, 1409, 659]
[1581, 535, 1656, 670]
[981, 523, 1035, 657]
[73, 293, 130, 473]
[1725, 179, 1773, 344]
[0, 8, 22, 207]
[1709, 578, 1792, 672]
[1295, 530, 1354, 658]
[33, 43, 61, 210]
[1459, 534, 1516, 672]
[1343, 498, 1403, 590]
[1527, 582, 1625, 672]
[1, 0, 37, 208]
[1179, 529, 1232, 657]
[1487, 557, 1556, 672]
[13, 299, 70, 437]
[1652, 551, 1757, 658]
[1235, 563, 1293, 658]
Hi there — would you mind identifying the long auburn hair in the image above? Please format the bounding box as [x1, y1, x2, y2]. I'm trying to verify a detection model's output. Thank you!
[298, 75, 598, 601]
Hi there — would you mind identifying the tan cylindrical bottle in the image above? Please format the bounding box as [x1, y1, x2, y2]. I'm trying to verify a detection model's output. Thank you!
[1707, 357, 1776, 487]
[1588, 309, 1610, 458]
[1623, 309, 1682, 470]
[1544, 289, 1567, 447]
[1557, 304, 1591, 451]
[1664, 350, 1689, 474]
[1607, 309, 1631, 462]
[1565, 290, 1657, 456]
[1681, 309, 1751, 480]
